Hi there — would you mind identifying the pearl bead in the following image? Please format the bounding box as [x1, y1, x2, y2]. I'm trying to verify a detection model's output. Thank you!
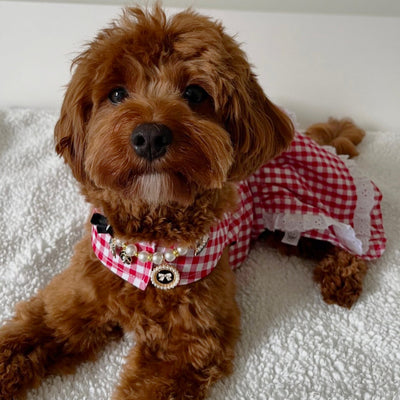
[164, 249, 176, 262]
[125, 244, 137, 257]
[114, 238, 123, 247]
[152, 252, 164, 265]
[176, 246, 188, 256]
[138, 251, 151, 263]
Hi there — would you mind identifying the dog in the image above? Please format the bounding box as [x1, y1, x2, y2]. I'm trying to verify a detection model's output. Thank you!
[0, 6, 386, 400]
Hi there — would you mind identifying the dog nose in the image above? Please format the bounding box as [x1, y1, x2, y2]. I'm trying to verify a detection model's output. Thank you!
[131, 123, 173, 161]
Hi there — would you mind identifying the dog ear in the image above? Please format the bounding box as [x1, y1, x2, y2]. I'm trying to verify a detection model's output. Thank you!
[54, 61, 92, 183]
[224, 72, 294, 181]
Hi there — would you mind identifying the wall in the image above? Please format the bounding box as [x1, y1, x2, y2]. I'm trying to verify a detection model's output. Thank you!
[10, 0, 400, 17]
[0, 1, 399, 130]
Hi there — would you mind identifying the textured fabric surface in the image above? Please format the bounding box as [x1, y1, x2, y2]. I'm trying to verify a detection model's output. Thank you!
[0, 109, 398, 400]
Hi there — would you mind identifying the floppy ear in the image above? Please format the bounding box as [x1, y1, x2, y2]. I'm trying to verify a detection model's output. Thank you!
[54, 61, 92, 183]
[224, 72, 294, 181]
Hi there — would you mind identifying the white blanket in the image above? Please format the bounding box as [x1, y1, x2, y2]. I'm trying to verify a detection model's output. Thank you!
[0, 108, 398, 399]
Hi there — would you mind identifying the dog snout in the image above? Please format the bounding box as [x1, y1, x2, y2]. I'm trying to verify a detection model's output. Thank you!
[131, 123, 173, 161]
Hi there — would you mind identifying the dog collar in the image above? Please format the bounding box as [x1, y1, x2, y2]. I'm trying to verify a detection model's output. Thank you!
[91, 212, 230, 290]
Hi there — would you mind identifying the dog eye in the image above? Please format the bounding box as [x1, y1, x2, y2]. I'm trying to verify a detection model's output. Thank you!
[183, 85, 209, 104]
[108, 87, 128, 104]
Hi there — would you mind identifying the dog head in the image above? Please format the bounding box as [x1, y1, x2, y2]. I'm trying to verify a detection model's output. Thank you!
[55, 6, 294, 209]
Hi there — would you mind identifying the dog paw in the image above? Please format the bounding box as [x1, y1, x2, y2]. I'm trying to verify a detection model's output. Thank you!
[0, 347, 32, 399]
[315, 273, 363, 308]
[0, 327, 44, 399]
[313, 248, 368, 308]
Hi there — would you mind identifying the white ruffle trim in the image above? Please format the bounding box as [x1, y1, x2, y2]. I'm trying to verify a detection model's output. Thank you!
[341, 154, 375, 254]
[261, 149, 376, 256]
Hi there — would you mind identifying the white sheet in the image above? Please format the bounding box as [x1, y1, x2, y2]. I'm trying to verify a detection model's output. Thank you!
[0, 108, 398, 399]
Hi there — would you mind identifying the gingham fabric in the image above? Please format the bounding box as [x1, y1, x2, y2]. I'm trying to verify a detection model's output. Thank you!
[245, 132, 386, 259]
[91, 132, 386, 290]
[91, 215, 232, 290]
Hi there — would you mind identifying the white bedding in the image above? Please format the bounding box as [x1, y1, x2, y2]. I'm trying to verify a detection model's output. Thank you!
[0, 108, 399, 399]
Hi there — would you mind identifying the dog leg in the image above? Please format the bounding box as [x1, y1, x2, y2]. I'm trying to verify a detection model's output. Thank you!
[113, 250, 240, 400]
[113, 341, 233, 400]
[262, 231, 368, 308]
[0, 236, 123, 399]
[313, 246, 368, 308]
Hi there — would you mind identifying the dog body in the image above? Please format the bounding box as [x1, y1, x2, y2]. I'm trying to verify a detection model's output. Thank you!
[0, 7, 385, 400]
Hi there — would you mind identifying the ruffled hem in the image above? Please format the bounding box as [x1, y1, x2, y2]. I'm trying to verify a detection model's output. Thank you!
[338, 152, 375, 254]
[261, 146, 377, 257]
[262, 212, 364, 255]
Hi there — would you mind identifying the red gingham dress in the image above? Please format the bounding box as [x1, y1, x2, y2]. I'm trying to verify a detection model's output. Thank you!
[91, 132, 386, 290]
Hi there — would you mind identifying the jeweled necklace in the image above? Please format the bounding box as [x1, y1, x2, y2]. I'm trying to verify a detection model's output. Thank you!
[90, 212, 209, 289]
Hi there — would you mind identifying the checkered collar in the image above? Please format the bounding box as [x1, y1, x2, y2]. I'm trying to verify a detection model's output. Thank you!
[90, 211, 231, 290]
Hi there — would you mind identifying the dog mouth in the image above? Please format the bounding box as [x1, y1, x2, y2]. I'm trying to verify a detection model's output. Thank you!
[106, 146, 231, 207]
[128, 171, 196, 206]
[120, 129, 232, 206]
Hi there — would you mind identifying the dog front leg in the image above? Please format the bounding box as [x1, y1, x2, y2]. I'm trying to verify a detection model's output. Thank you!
[0, 236, 123, 399]
[113, 340, 233, 400]
[113, 249, 240, 400]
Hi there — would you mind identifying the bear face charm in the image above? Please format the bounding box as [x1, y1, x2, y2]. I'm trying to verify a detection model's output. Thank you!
[119, 250, 132, 265]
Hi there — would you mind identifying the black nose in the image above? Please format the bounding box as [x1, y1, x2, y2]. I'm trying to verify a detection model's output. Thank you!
[131, 123, 173, 161]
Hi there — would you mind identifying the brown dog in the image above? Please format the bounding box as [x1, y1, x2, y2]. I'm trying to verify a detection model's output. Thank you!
[0, 6, 385, 400]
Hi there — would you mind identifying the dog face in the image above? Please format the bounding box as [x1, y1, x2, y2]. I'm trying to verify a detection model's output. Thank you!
[55, 7, 294, 207]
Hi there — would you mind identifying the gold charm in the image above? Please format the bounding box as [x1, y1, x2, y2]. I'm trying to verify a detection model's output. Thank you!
[151, 263, 180, 290]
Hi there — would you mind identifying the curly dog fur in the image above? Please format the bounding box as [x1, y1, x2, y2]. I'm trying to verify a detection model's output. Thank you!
[0, 6, 369, 399]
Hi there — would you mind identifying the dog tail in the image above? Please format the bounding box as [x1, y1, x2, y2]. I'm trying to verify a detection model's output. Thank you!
[304, 118, 365, 158]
